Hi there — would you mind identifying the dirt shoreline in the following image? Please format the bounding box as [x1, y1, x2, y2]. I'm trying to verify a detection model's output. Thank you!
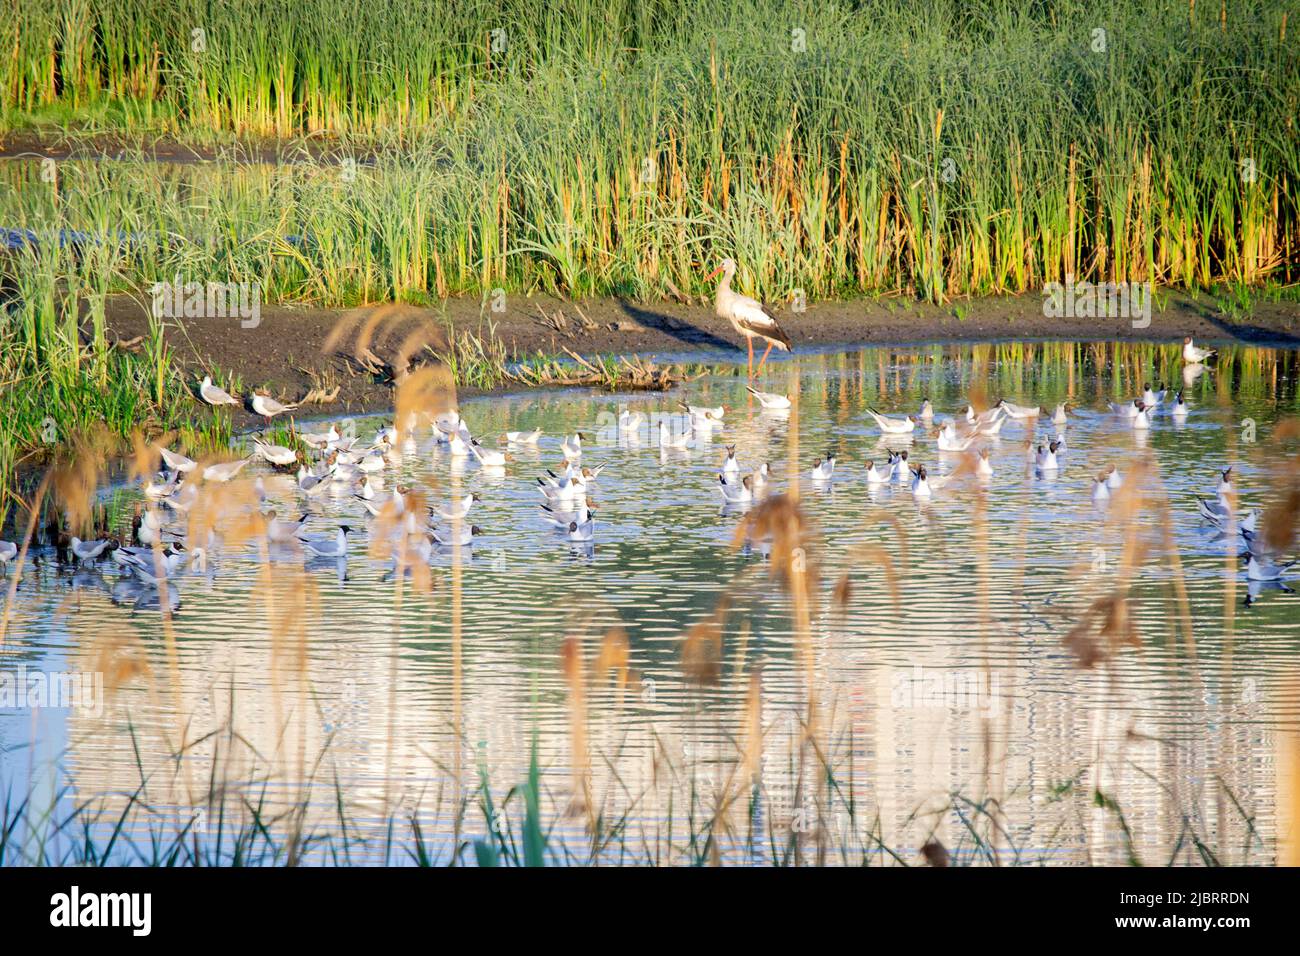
[96, 288, 1300, 426]
[0, 129, 361, 166]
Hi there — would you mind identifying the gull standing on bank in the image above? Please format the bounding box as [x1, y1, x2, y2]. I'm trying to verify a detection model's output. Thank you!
[199, 375, 241, 408]
[250, 392, 298, 425]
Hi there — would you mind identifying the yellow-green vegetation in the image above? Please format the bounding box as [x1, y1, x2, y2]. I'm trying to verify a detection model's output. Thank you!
[2, 0, 1297, 302]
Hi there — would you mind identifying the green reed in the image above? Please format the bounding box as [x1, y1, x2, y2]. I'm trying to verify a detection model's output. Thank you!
[2, 0, 1297, 302]
[0, 233, 236, 518]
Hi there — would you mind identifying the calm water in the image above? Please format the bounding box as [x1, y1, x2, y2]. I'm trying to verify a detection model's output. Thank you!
[2, 341, 1299, 865]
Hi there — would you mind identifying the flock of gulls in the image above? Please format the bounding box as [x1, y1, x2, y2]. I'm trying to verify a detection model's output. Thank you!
[0, 243, 1291, 614]
[0, 328, 1292, 613]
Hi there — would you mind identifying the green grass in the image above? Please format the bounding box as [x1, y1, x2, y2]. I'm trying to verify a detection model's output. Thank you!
[1, 724, 1267, 866]
[0, 239, 237, 523]
[0, 0, 1296, 304]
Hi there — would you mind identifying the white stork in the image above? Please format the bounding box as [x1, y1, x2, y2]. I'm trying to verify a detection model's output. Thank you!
[706, 258, 792, 378]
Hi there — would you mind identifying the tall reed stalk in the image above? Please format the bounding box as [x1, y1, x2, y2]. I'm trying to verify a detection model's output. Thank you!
[2, 0, 1296, 303]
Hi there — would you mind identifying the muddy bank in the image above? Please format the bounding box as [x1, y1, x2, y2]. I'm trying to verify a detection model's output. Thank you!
[0, 130, 361, 166]
[101, 289, 1300, 427]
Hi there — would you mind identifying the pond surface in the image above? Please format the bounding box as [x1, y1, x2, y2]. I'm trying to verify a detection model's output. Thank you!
[2, 340, 1299, 865]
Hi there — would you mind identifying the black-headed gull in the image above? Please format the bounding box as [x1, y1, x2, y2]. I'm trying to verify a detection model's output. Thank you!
[566, 518, 595, 543]
[434, 411, 469, 438]
[1197, 494, 1233, 523]
[144, 471, 181, 498]
[618, 408, 647, 433]
[811, 454, 836, 482]
[681, 402, 726, 420]
[690, 409, 726, 431]
[159, 446, 197, 473]
[720, 445, 740, 475]
[265, 510, 309, 543]
[1246, 553, 1294, 581]
[998, 399, 1040, 420]
[114, 545, 189, 582]
[1183, 337, 1215, 363]
[911, 464, 952, 496]
[505, 428, 542, 444]
[199, 375, 241, 407]
[297, 465, 334, 497]
[250, 393, 298, 423]
[936, 421, 975, 451]
[203, 458, 252, 483]
[1141, 383, 1167, 407]
[358, 486, 409, 518]
[867, 408, 917, 436]
[1203, 504, 1258, 535]
[718, 473, 753, 504]
[1035, 441, 1061, 471]
[469, 440, 506, 468]
[446, 430, 471, 457]
[540, 502, 593, 529]
[1171, 391, 1188, 419]
[561, 433, 585, 460]
[0, 540, 17, 574]
[889, 449, 910, 483]
[70, 537, 113, 566]
[432, 524, 483, 547]
[301, 424, 340, 450]
[135, 508, 164, 546]
[436, 494, 480, 521]
[298, 525, 353, 558]
[538, 470, 588, 508]
[160, 482, 199, 513]
[865, 460, 890, 484]
[253, 436, 298, 467]
[355, 475, 378, 501]
[964, 404, 1004, 428]
[658, 421, 691, 450]
[746, 386, 792, 410]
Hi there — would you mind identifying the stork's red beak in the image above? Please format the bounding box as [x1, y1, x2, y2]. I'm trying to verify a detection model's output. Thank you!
[705, 266, 724, 281]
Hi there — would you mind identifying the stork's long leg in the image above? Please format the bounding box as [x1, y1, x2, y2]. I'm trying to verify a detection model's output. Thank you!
[756, 341, 774, 373]
[747, 336, 754, 379]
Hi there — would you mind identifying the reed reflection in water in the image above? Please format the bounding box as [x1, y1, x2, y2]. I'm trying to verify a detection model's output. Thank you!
[2, 339, 1299, 866]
